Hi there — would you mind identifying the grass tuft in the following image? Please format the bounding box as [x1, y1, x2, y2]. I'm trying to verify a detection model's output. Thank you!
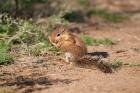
[0, 13, 65, 60]
[0, 53, 13, 65]
[111, 59, 123, 70]
[80, 35, 94, 46]
[0, 41, 13, 65]
[81, 35, 115, 46]
[129, 61, 140, 67]
[131, 48, 140, 52]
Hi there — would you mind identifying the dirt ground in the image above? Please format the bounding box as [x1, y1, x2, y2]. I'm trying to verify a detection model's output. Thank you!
[0, 11, 140, 93]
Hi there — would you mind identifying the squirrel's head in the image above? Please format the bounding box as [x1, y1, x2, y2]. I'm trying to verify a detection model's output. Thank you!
[49, 24, 70, 46]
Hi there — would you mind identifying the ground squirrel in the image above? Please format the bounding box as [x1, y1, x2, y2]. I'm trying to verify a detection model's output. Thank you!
[49, 25, 113, 73]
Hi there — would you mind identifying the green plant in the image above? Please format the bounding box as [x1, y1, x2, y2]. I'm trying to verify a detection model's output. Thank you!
[129, 61, 140, 67]
[78, 0, 88, 5]
[0, 41, 13, 65]
[93, 38, 115, 46]
[0, 53, 13, 65]
[111, 59, 123, 70]
[29, 46, 42, 56]
[80, 35, 94, 46]
[17, 20, 43, 44]
[0, 14, 49, 55]
[29, 42, 50, 56]
[0, 14, 17, 35]
[0, 14, 47, 44]
[87, 9, 127, 23]
[0, 0, 15, 11]
[0, 14, 65, 59]
[48, 45, 61, 54]
[131, 48, 140, 52]
[81, 35, 115, 46]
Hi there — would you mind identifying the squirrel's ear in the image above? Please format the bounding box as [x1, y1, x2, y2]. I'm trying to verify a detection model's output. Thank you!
[61, 27, 66, 33]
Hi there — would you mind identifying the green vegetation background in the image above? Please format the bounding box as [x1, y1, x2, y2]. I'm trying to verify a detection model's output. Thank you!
[0, 0, 127, 65]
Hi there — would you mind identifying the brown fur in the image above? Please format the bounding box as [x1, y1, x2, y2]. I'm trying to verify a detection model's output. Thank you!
[49, 25, 87, 61]
[49, 25, 113, 73]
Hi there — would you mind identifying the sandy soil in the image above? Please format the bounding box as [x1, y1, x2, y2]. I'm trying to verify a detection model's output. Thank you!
[0, 10, 140, 93]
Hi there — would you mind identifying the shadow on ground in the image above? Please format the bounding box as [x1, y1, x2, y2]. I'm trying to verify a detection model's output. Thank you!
[0, 75, 77, 93]
[88, 51, 109, 58]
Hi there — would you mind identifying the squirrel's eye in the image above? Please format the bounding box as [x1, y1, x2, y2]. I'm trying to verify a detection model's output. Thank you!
[57, 33, 60, 37]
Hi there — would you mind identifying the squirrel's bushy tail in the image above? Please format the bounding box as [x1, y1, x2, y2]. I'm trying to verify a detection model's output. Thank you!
[76, 55, 113, 73]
